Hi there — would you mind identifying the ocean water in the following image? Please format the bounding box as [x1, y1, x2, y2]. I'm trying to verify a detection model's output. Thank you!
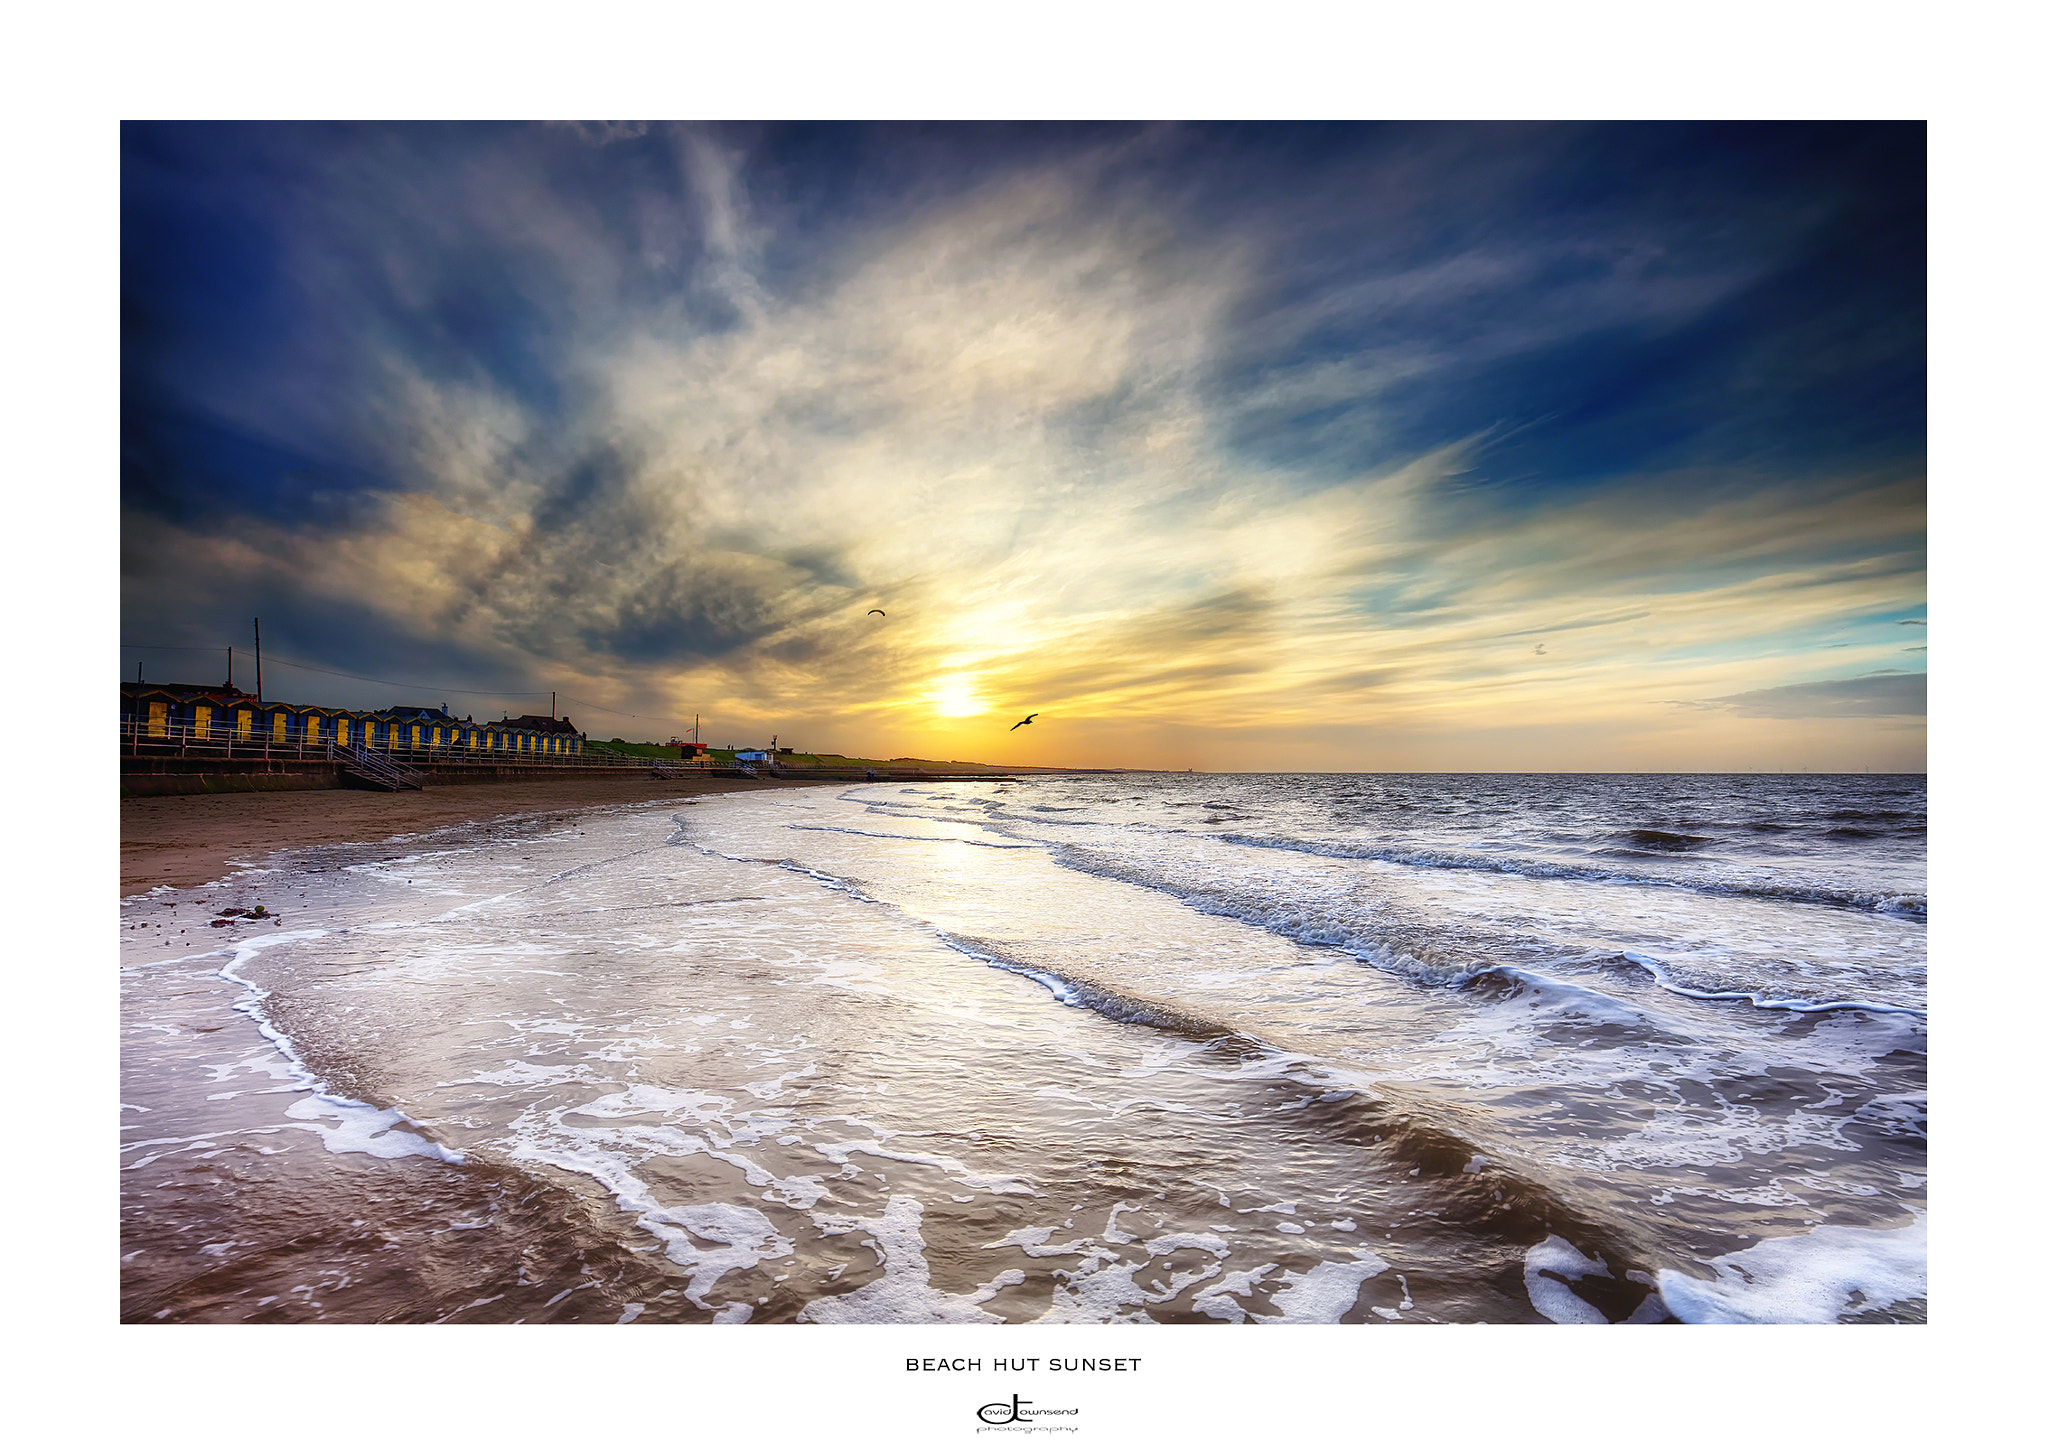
[120, 773, 1926, 1324]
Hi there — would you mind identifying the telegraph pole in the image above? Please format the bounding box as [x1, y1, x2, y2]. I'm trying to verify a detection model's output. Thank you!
[253, 618, 263, 705]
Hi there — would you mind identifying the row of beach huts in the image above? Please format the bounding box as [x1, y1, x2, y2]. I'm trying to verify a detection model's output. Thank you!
[119, 679, 595, 760]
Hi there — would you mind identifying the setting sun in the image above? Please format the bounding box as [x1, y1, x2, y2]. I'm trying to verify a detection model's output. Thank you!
[927, 675, 987, 717]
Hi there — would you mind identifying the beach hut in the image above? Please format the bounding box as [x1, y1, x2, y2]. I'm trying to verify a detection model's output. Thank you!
[120, 681, 257, 751]
[274, 702, 335, 750]
[120, 681, 605, 767]
[260, 704, 303, 748]
[382, 705, 463, 756]
[503, 714, 585, 757]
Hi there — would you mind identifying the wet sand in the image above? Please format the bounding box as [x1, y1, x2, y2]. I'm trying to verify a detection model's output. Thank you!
[120, 775, 832, 896]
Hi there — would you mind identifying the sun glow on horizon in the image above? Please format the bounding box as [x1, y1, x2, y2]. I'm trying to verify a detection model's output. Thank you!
[927, 674, 989, 718]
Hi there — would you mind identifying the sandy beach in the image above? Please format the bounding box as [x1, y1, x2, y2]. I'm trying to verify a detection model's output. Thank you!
[119, 774, 831, 896]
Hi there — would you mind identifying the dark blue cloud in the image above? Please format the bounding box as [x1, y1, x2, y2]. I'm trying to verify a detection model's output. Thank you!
[1195, 122, 1923, 492]
[124, 121, 1922, 506]
[121, 399, 395, 530]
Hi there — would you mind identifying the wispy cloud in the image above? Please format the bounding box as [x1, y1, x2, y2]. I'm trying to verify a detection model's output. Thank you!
[1684, 673, 1926, 719]
[122, 122, 1925, 767]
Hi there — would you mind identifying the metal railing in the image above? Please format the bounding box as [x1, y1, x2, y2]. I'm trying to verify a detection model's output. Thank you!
[119, 718, 712, 770]
[338, 742, 426, 790]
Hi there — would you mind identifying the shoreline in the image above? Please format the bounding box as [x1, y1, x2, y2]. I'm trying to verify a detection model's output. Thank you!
[119, 774, 835, 896]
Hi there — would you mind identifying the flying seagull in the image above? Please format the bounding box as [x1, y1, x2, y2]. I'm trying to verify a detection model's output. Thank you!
[1009, 713, 1039, 731]
[868, 609, 886, 616]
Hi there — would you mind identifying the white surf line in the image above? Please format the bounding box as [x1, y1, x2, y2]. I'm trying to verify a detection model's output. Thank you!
[431, 891, 526, 920]
[773, 859, 881, 903]
[536, 845, 660, 889]
[1210, 831, 1925, 917]
[127, 861, 271, 902]
[205, 927, 468, 1164]
[1619, 951, 1926, 1019]
[122, 944, 241, 971]
[783, 823, 1040, 849]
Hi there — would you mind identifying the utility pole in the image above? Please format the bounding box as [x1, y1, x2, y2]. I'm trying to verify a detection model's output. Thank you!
[551, 691, 556, 719]
[227, 646, 234, 691]
[254, 618, 263, 705]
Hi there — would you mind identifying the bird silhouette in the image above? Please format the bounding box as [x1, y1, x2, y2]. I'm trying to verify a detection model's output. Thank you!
[868, 609, 886, 617]
[1009, 713, 1039, 731]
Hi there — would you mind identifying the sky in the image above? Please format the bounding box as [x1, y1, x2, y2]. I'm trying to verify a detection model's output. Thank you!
[121, 121, 1925, 771]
